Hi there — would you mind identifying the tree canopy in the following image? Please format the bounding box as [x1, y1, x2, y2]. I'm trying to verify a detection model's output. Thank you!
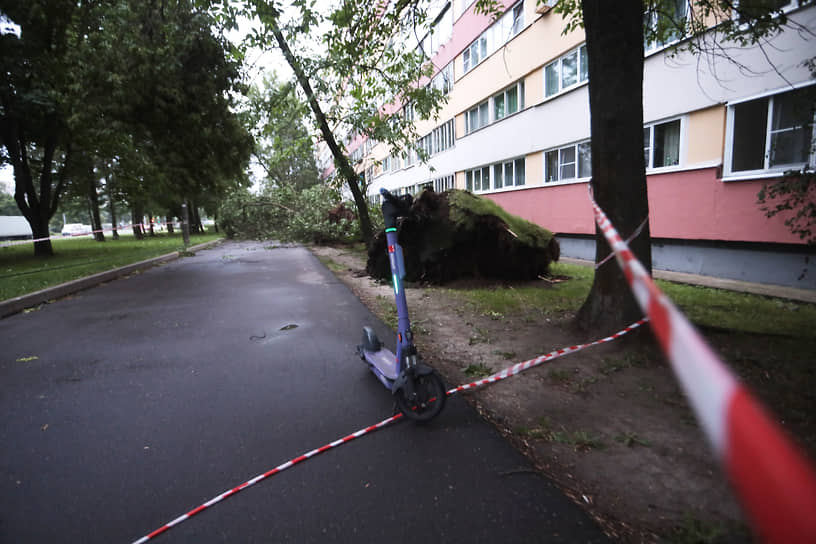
[0, 0, 252, 255]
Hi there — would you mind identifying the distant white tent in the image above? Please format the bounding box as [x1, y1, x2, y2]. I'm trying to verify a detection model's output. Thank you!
[0, 216, 32, 240]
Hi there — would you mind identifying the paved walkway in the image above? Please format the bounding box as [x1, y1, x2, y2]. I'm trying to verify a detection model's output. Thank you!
[560, 257, 816, 304]
[0, 240, 607, 543]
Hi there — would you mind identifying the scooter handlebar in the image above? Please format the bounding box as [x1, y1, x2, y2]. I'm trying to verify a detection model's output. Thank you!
[380, 188, 413, 229]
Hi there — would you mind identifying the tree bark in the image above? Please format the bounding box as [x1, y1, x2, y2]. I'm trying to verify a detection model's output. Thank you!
[576, 0, 653, 331]
[107, 175, 119, 240]
[88, 166, 105, 242]
[131, 205, 144, 240]
[2, 118, 69, 257]
[267, 11, 374, 243]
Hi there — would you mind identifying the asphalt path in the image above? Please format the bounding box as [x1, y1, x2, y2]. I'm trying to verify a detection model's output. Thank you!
[0, 240, 608, 543]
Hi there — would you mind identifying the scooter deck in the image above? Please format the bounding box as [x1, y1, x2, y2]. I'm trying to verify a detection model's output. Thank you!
[364, 348, 399, 380]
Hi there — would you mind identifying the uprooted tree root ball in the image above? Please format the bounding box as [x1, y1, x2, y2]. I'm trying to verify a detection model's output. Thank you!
[366, 189, 560, 284]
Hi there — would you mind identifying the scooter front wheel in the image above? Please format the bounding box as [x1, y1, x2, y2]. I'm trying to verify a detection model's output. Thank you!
[396, 372, 446, 422]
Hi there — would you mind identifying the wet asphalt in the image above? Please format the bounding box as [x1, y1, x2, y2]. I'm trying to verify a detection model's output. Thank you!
[0, 240, 608, 543]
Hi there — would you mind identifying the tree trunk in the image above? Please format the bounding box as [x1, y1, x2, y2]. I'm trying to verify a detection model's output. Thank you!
[2, 119, 70, 257]
[88, 169, 105, 242]
[576, 0, 653, 331]
[190, 201, 203, 234]
[131, 206, 144, 240]
[107, 176, 119, 240]
[166, 215, 174, 234]
[267, 12, 374, 243]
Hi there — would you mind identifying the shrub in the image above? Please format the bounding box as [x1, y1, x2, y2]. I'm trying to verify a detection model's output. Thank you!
[218, 184, 361, 243]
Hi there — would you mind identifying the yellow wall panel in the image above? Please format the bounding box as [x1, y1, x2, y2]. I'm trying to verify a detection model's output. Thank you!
[686, 105, 726, 165]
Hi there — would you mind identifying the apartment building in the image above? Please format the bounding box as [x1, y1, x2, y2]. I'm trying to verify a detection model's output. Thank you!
[331, 0, 816, 289]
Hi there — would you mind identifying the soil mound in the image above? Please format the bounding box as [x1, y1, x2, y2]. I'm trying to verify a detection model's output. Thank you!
[366, 189, 560, 284]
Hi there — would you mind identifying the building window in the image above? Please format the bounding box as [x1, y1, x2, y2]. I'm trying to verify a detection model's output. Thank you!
[433, 174, 455, 193]
[418, 119, 456, 157]
[493, 81, 525, 121]
[733, 0, 805, 24]
[466, 101, 490, 133]
[462, 1, 524, 75]
[726, 86, 815, 175]
[544, 141, 592, 182]
[463, 35, 487, 73]
[454, 0, 477, 20]
[422, 5, 453, 57]
[404, 102, 416, 123]
[465, 166, 491, 192]
[466, 158, 525, 193]
[644, 0, 687, 54]
[431, 62, 454, 95]
[644, 119, 681, 169]
[544, 44, 588, 98]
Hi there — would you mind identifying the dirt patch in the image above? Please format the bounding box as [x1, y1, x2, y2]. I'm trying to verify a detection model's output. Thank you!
[310, 244, 813, 542]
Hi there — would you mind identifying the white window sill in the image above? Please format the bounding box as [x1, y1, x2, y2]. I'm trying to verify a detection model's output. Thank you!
[539, 80, 589, 106]
[721, 169, 801, 182]
[542, 177, 590, 187]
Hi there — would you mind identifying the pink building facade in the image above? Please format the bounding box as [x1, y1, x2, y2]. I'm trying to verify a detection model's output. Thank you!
[338, 1, 815, 288]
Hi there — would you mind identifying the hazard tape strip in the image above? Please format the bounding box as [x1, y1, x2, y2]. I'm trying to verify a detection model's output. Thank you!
[131, 319, 646, 543]
[0, 222, 182, 248]
[594, 216, 648, 270]
[447, 318, 648, 395]
[588, 187, 816, 543]
[132, 413, 403, 544]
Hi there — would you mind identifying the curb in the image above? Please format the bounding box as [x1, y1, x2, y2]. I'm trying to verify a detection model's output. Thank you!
[0, 239, 223, 319]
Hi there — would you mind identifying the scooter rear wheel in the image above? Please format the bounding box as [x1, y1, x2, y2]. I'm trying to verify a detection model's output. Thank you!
[395, 372, 446, 422]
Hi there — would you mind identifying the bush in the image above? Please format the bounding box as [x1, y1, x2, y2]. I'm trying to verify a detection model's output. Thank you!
[219, 184, 361, 243]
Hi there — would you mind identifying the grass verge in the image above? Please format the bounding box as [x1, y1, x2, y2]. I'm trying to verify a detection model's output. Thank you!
[444, 262, 816, 340]
[0, 231, 222, 301]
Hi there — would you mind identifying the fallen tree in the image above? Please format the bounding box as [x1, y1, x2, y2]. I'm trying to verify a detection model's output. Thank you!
[367, 189, 560, 284]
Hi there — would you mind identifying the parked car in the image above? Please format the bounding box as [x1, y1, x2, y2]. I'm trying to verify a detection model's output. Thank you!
[61, 223, 91, 236]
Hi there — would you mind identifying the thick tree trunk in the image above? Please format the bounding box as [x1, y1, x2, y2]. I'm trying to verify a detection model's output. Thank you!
[166, 215, 174, 234]
[2, 120, 70, 257]
[190, 201, 203, 234]
[88, 170, 105, 242]
[267, 12, 374, 243]
[107, 177, 119, 240]
[131, 206, 144, 240]
[576, 0, 653, 331]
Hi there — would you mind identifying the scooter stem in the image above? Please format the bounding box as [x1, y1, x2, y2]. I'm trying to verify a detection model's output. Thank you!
[385, 228, 414, 371]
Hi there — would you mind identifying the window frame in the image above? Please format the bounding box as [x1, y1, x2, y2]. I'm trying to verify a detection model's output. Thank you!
[644, 0, 688, 55]
[461, 1, 524, 75]
[543, 44, 589, 100]
[466, 157, 526, 194]
[492, 80, 525, 121]
[465, 100, 490, 134]
[543, 140, 593, 184]
[643, 117, 684, 171]
[723, 84, 816, 180]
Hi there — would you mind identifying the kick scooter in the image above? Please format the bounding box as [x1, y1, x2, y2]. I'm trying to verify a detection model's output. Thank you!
[357, 188, 447, 422]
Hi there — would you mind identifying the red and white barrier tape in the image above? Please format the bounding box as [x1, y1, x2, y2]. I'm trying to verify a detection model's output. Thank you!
[594, 216, 648, 269]
[588, 186, 816, 543]
[0, 222, 182, 248]
[131, 319, 647, 543]
[132, 413, 403, 544]
[447, 318, 648, 395]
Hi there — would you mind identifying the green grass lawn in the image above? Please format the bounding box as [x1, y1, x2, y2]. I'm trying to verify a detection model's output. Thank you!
[446, 262, 816, 340]
[0, 231, 222, 301]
